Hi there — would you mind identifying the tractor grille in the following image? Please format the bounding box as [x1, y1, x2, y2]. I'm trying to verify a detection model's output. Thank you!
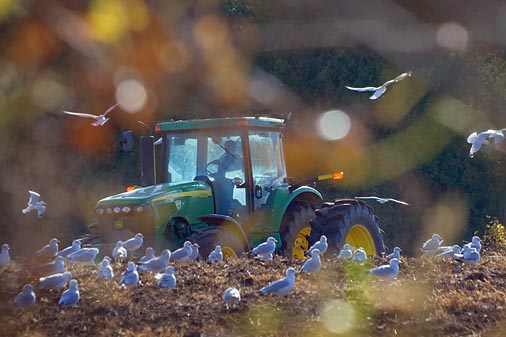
[97, 211, 155, 255]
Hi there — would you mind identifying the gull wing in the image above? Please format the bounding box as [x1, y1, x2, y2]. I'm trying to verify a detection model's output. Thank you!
[103, 103, 119, 116]
[28, 190, 41, 204]
[467, 132, 478, 144]
[385, 198, 409, 206]
[369, 86, 387, 100]
[260, 277, 289, 294]
[355, 196, 379, 201]
[63, 111, 99, 119]
[345, 85, 380, 92]
[382, 72, 410, 87]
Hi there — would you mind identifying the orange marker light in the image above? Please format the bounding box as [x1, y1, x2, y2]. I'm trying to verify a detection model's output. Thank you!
[126, 186, 137, 192]
[155, 125, 161, 132]
[332, 172, 344, 180]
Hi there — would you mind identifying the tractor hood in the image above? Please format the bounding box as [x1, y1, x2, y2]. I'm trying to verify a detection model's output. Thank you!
[96, 181, 212, 207]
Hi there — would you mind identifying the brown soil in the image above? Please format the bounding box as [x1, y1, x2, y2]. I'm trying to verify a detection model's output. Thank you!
[1, 250, 506, 337]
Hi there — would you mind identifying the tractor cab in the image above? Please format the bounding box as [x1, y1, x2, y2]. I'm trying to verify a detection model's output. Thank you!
[156, 117, 288, 227]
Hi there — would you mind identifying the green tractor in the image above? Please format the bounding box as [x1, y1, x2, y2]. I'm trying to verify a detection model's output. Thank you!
[90, 115, 385, 260]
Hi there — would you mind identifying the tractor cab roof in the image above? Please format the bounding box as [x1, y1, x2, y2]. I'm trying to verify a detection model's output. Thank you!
[155, 116, 286, 132]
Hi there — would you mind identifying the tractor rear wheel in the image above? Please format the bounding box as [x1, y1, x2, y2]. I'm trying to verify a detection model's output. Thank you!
[189, 227, 246, 261]
[309, 199, 384, 256]
[280, 203, 316, 260]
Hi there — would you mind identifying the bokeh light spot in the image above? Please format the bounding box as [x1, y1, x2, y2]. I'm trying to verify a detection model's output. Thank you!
[115, 79, 147, 114]
[320, 299, 356, 334]
[436, 22, 468, 51]
[317, 110, 351, 141]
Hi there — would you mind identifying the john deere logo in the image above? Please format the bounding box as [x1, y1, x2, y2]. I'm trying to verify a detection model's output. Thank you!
[113, 219, 124, 230]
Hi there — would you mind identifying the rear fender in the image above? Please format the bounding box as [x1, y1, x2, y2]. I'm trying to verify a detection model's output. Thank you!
[269, 186, 323, 232]
[197, 214, 250, 251]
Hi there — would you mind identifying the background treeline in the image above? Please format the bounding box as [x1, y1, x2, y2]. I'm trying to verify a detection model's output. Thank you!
[0, 0, 505, 255]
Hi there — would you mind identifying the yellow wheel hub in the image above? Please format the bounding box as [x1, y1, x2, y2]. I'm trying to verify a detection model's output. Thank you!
[293, 227, 311, 260]
[346, 224, 376, 255]
[221, 246, 237, 260]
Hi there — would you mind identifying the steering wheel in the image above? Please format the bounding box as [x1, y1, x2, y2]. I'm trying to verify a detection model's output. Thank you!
[206, 160, 221, 176]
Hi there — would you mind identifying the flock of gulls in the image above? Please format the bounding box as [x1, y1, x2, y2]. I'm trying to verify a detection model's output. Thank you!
[7, 69, 494, 314]
[0, 229, 482, 311]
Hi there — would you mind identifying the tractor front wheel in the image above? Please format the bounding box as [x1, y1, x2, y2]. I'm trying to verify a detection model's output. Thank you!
[189, 227, 246, 261]
[280, 203, 316, 260]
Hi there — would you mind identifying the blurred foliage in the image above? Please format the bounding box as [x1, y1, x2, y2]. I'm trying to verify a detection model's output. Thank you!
[483, 216, 506, 249]
[0, 0, 505, 256]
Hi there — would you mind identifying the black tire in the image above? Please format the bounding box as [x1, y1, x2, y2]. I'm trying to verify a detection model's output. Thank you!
[189, 226, 246, 261]
[280, 203, 316, 260]
[309, 198, 384, 256]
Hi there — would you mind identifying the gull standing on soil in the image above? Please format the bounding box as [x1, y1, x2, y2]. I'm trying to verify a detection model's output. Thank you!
[421, 234, 444, 256]
[22, 190, 47, 217]
[338, 244, 353, 259]
[345, 71, 411, 100]
[190, 243, 200, 260]
[0, 243, 10, 268]
[355, 196, 409, 206]
[251, 237, 277, 259]
[222, 287, 241, 309]
[258, 267, 296, 294]
[138, 249, 171, 272]
[155, 266, 177, 289]
[39, 271, 72, 290]
[112, 241, 127, 262]
[68, 247, 99, 265]
[59, 279, 80, 306]
[30, 256, 65, 276]
[300, 249, 321, 273]
[122, 233, 144, 256]
[171, 241, 193, 261]
[36, 238, 59, 259]
[139, 247, 155, 263]
[120, 261, 139, 286]
[464, 236, 482, 253]
[97, 256, 114, 280]
[454, 245, 481, 265]
[308, 235, 328, 255]
[208, 245, 223, 263]
[15, 284, 36, 310]
[369, 258, 400, 279]
[352, 247, 368, 263]
[386, 247, 402, 260]
[257, 253, 274, 260]
[436, 245, 462, 258]
[63, 103, 118, 126]
[57, 240, 81, 259]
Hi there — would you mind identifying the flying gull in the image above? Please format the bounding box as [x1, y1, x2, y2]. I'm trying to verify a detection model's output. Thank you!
[22, 190, 46, 217]
[355, 196, 409, 206]
[345, 71, 411, 100]
[63, 103, 118, 126]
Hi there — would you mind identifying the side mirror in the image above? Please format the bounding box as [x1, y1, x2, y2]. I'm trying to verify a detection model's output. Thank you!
[120, 130, 134, 152]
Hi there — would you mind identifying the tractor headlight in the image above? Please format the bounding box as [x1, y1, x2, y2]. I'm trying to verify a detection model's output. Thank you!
[122, 206, 131, 213]
[113, 207, 121, 214]
[134, 205, 144, 213]
[96, 207, 104, 215]
[143, 205, 153, 214]
[105, 207, 112, 214]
